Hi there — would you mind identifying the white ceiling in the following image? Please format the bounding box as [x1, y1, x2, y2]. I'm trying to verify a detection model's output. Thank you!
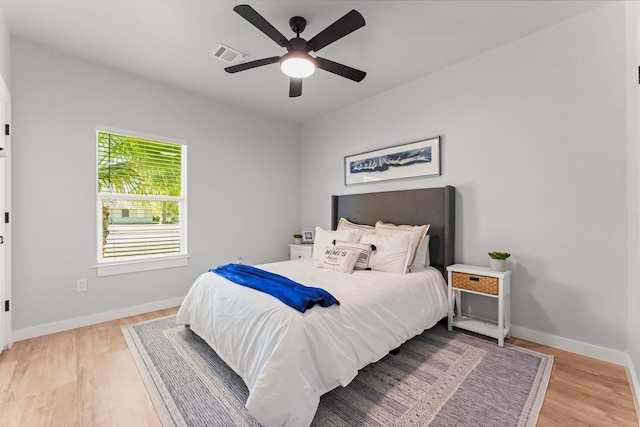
[0, 0, 609, 124]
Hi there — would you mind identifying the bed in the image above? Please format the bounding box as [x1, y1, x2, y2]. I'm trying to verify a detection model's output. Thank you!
[176, 186, 456, 427]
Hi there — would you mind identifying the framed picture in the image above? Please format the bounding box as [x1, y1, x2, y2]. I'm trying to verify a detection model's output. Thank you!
[344, 136, 440, 185]
[302, 230, 314, 243]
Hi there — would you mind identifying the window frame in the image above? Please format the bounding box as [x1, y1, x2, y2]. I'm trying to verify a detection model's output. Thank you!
[94, 126, 188, 277]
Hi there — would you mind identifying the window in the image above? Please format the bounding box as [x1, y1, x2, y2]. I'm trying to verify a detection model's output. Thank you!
[96, 128, 187, 276]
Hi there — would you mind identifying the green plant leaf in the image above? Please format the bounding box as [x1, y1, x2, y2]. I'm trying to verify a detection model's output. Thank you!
[488, 251, 511, 259]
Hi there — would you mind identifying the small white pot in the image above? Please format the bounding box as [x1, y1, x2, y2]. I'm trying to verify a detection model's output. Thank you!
[490, 259, 507, 272]
[294, 237, 302, 245]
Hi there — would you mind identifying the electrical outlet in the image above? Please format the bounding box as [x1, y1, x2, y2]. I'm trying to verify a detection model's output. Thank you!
[76, 278, 87, 292]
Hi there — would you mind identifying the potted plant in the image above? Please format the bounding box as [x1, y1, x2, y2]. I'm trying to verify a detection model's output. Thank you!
[293, 234, 303, 245]
[488, 251, 510, 272]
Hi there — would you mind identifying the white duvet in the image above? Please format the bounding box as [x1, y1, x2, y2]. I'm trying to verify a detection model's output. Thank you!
[176, 259, 449, 427]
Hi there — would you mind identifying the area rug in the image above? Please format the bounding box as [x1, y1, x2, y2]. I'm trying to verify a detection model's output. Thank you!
[122, 316, 553, 426]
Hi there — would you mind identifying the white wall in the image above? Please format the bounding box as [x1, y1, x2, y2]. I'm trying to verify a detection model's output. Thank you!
[300, 3, 629, 351]
[0, 6, 9, 85]
[10, 38, 300, 330]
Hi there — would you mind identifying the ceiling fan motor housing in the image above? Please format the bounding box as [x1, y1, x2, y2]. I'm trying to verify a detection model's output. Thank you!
[289, 38, 307, 51]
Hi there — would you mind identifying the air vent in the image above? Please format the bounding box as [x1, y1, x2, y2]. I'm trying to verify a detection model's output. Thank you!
[211, 44, 247, 65]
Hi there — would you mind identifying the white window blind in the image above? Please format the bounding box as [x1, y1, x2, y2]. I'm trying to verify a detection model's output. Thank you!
[97, 129, 187, 265]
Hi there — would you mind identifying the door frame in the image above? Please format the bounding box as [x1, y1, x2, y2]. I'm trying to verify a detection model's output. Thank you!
[0, 74, 11, 350]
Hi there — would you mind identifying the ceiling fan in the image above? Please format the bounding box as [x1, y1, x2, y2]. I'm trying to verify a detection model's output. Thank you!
[225, 4, 367, 97]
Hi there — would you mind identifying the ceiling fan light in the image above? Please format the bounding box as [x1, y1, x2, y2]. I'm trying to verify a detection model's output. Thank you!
[281, 57, 315, 78]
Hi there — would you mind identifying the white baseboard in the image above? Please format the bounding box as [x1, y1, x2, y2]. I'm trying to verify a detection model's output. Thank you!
[10, 296, 184, 343]
[510, 324, 629, 366]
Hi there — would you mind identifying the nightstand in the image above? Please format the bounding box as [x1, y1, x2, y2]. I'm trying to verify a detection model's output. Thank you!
[289, 243, 313, 260]
[446, 263, 511, 346]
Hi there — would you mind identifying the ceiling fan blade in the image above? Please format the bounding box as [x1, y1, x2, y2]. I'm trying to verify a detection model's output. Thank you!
[233, 5, 292, 49]
[225, 56, 281, 73]
[305, 10, 365, 53]
[315, 57, 366, 82]
[289, 78, 302, 97]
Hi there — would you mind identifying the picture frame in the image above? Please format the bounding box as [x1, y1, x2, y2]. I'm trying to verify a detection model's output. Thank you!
[344, 136, 440, 185]
[302, 230, 314, 243]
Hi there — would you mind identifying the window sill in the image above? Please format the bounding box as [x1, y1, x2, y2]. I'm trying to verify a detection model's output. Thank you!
[94, 255, 190, 277]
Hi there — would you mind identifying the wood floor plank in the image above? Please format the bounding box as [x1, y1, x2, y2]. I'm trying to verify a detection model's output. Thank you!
[78, 349, 160, 427]
[0, 307, 637, 426]
[5, 331, 77, 402]
[507, 337, 639, 426]
[2, 380, 78, 427]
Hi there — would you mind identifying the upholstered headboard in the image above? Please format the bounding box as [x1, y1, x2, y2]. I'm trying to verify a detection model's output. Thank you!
[331, 186, 455, 277]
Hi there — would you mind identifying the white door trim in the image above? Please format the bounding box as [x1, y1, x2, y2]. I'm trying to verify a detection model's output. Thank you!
[0, 73, 12, 350]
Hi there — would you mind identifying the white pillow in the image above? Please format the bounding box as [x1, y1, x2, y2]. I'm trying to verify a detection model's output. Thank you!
[336, 217, 375, 234]
[412, 235, 431, 268]
[360, 233, 412, 274]
[312, 227, 362, 261]
[374, 221, 430, 268]
[318, 246, 359, 274]
[333, 240, 375, 270]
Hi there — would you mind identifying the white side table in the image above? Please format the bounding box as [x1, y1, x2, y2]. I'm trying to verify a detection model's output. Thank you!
[289, 243, 313, 260]
[446, 263, 511, 346]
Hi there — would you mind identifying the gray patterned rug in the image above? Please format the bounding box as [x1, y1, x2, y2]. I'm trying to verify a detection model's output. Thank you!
[122, 316, 553, 426]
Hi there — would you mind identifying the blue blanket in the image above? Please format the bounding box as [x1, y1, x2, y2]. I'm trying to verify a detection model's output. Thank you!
[209, 263, 340, 313]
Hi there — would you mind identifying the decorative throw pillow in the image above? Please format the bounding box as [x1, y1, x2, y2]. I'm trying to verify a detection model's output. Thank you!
[336, 217, 375, 234]
[318, 246, 359, 274]
[412, 235, 431, 269]
[312, 227, 362, 261]
[332, 240, 375, 270]
[360, 233, 412, 274]
[374, 221, 430, 268]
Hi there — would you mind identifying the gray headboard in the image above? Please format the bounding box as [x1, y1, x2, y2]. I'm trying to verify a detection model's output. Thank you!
[331, 186, 455, 277]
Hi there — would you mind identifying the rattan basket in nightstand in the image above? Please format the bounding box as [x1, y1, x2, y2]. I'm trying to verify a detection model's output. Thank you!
[451, 272, 499, 295]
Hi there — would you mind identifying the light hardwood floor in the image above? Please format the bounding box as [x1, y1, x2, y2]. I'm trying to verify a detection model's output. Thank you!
[0, 307, 638, 426]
